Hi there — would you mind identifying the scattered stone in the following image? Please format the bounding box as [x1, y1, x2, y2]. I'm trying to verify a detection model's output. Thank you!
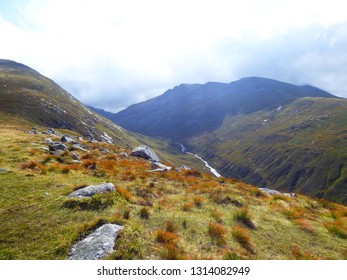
[36, 146, 50, 152]
[71, 144, 88, 152]
[68, 182, 116, 198]
[61, 136, 74, 143]
[259, 188, 296, 197]
[130, 145, 160, 162]
[71, 152, 80, 161]
[180, 165, 191, 170]
[101, 133, 114, 144]
[47, 128, 56, 134]
[48, 143, 68, 152]
[151, 162, 172, 171]
[69, 224, 123, 260]
[52, 150, 66, 156]
[119, 152, 128, 158]
[0, 168, 8, 172]
[77, 137, 84, 141]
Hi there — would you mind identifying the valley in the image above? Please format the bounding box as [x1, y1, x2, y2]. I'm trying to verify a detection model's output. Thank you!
[0, 60, 346, 260]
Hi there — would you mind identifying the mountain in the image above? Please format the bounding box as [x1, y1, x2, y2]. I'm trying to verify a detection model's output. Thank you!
[1, 121, 347, 260]
[188, 97, 347, 204]
[110, 77, 347, 204]
[112, 77, 335, 139]
[1, 61, 347, 260]
[0, 59, 137, 147]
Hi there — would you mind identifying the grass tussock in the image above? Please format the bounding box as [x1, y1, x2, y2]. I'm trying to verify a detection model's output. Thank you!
[182, 202, 194, 212]
[2, 125, 347, 260]
[139, 207, 150, 219]
[291, 246, 320, 260]
[116, 186, 133, 202]
[231, 225, 255, 254]
[208, 221, 228, 246]
[324, 221, 347, 239]
[233, 207, 256, 230]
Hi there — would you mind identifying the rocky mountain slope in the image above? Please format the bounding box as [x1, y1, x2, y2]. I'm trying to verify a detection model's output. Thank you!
[188, 97, 347, 204]
[112, 77, 335, 139]
[0, 124, 346, 260]
[106, 78, 347, 204]
[0, 59, 137, 148]
[0, 60, 346, 260]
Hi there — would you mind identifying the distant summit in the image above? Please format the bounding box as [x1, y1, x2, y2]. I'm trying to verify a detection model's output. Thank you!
[111, 77, 336, 139]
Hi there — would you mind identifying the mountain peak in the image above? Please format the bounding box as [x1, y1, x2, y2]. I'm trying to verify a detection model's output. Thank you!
[113, 77, 336, 139]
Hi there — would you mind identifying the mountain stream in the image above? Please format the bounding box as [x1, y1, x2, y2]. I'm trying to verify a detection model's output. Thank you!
[180, 144, 222, 178]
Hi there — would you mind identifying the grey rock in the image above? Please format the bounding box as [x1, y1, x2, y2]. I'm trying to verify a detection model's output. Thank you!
[36, 146, 50, 152]
[130, 145, 160, 162]
[52, 150, 66, 156]
[0, 168, 8, 172]
[49, 143, 68, 151]
[151, 162, 172, 170]
[61, 136, 74, 143]
[68, 182, 116, 198]
[119, 152, 128, 158]
[180, 165, 191, 170]
[71, 144, 88, 152]
[69, 224, 123, 260]
[71, 152, 80, 161]
[259, 188, 296, 197]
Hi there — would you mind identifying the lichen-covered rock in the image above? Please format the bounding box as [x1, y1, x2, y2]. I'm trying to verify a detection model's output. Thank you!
[69, 224, 123, 260]
[68, 183, 116, 198]
[130, 145, 160, 162]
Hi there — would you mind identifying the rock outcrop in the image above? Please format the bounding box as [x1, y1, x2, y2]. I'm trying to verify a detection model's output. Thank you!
[68, 183, 116, 198]
[259, 188, 296, 197]
[69, 223, 123, 260]
[130, 145, 160, 162]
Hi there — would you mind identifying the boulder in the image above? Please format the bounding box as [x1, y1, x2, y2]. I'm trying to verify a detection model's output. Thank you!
[71, 152, 80, 161]
[71, 144, 88, 152]
[48, 143, 68, 151]
[0, 168, 8, 172]
[69, 224, 123, 260]
[151, 162, 172, 171]
[180, 165, 191, 170]
[68, 182, 116, 198]
[259, 188, 296, 197]
[61, 136, 74, 143]
[119, 152, 128, 158]
[130, 145, 160, 162]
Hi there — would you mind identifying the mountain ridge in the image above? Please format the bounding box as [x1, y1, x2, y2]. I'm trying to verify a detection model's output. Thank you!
[111, 77, 336, 139]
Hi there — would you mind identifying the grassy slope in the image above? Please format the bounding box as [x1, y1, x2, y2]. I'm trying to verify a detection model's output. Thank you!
[0, 122, 346, 260]
[0, 61, 138, 148]
[188, 98, 347, 204]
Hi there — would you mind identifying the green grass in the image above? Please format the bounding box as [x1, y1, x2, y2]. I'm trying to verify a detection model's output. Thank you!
[0, 125, 347, 260]
[188, 98, 347, 205]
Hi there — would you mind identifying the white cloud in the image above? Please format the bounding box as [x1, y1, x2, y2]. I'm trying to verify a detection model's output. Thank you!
[1, 0, 347, 111]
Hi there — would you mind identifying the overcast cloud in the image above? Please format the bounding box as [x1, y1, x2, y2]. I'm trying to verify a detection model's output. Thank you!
[1, 0, 347, 112]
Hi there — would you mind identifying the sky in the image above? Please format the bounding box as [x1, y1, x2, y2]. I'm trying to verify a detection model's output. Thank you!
[1, 0, 347, 112]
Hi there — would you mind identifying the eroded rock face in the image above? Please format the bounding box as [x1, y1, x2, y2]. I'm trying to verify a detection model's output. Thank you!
[68, 183, 116, 198]
[69, 224, 123, 260]
[130, 145, 160, 162]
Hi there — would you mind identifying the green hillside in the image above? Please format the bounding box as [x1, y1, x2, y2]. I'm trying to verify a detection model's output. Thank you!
[188, 98, 347, 204]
